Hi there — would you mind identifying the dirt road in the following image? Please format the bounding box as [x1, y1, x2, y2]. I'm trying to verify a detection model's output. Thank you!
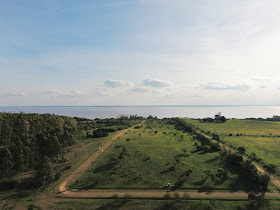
[200, 132, 280, 189]
[58, 121, 145, 193]
[56, 121, 280, 199]
[59, 188, 280, 199]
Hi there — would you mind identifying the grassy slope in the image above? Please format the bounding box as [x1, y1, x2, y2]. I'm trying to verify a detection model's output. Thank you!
[72, 120, 258, 191]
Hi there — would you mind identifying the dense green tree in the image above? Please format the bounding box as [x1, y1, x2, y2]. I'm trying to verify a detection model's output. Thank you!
[0, 113, 78, 182]
[34, 156, 54, 187]
[0, 148, 13, 178]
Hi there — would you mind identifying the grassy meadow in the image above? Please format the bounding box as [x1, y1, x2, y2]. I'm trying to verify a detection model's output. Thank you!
[185, 118, 280, 136]
[71, 119, 259, 191]
[184, 118, 280, 177]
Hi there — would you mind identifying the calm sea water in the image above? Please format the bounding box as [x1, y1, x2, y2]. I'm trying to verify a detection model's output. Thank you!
[1, 106, 280, 119]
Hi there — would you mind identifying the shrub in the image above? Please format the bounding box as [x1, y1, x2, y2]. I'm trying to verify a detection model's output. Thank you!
[123, 193, 132, 200]
[237, 146, 246, 154]
[182, 192, 190, 199]
[185, 169, 193, 176]
[174, 192, 181, 200]
[112, 194, 119, 199]
[264, 164, 277, 174]
[55, 172, 61, 181]
[28, 204, 42, 210]
[163, 192, 172, 200]
[92, 129, 108, 138]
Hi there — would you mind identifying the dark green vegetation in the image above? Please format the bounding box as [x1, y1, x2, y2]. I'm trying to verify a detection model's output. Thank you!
[72, 118, 264, 191]
[0, 112, 78, 189]
[76, 115, 144, 138]
[185, 118, 280, 179]
[0, 113, 143, 190]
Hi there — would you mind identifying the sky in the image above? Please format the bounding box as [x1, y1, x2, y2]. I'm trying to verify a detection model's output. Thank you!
[1, 0, 280, 106]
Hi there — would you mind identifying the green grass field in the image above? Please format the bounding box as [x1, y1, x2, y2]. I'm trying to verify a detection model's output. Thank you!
[185, 118, 280, 136]
[184, 118, 280, 177]
[71, 119, 259, 191]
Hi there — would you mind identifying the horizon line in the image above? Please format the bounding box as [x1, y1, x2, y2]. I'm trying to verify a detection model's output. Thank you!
[1, 105, 280, 107]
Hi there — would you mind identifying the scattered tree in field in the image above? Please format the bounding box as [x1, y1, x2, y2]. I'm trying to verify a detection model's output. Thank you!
[174, 192, 181, 200]
[259, 174, 270, 192]
[163, 192, 172, 200]
[119, 147, 130, 159]
[214, 112, 227, 123]
[248, 193, 258, 207]
[237, 146, 246, 154]
[185, 169, 193, 176]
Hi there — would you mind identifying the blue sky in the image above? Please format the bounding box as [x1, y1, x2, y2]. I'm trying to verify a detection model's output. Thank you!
[1, 0, 280, 105]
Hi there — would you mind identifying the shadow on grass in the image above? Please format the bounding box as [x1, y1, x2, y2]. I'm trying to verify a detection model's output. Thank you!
[228, 173, 261, 193]
[96, 199, 129, 210]
[223, 160, 262, 192]
[171, 179, 185, 190]
[197, 185, 214, 192]
[193, 178, 207, 186]
[175, 153, 189, 158]
[160, 166, 175, 174]
[205, 155, 220, 163]
[93, 162, 117, 173]
[153, 201, 192, 210]
[2, 191, 30, 201]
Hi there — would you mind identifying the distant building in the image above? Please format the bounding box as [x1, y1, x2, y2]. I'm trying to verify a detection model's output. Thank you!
[272, 115, 280, 120]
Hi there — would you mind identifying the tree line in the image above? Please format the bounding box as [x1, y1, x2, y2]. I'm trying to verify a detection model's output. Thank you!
[0, 112, 78, 187]
[169, 117, 270, 192]
[0, 113, 144, 189]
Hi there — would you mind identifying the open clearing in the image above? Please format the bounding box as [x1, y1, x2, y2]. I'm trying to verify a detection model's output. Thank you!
[58, 121, 145, 193]
[71, 119, 260, 191]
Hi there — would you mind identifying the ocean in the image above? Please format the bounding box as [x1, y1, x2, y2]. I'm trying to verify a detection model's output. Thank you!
[1, 105, 280, 119]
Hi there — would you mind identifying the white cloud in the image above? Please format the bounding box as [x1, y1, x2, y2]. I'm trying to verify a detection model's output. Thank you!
[5, 91, 27, 97]
[94, 88, 112, 96]
[40, 89, 85, 98]
[142, 79, 171, 88]
[128, 87, 148, 92]
[201, 82, 250, 90]
[251, 78, 271, 83]
[65, 90, 83, 97]
[104, 80, 133, 88]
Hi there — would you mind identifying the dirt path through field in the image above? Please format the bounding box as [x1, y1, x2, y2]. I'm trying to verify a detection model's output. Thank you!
[198, 131, 280, 189]
[56, 121, 280, 199]
[58, 121, 145, 193]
